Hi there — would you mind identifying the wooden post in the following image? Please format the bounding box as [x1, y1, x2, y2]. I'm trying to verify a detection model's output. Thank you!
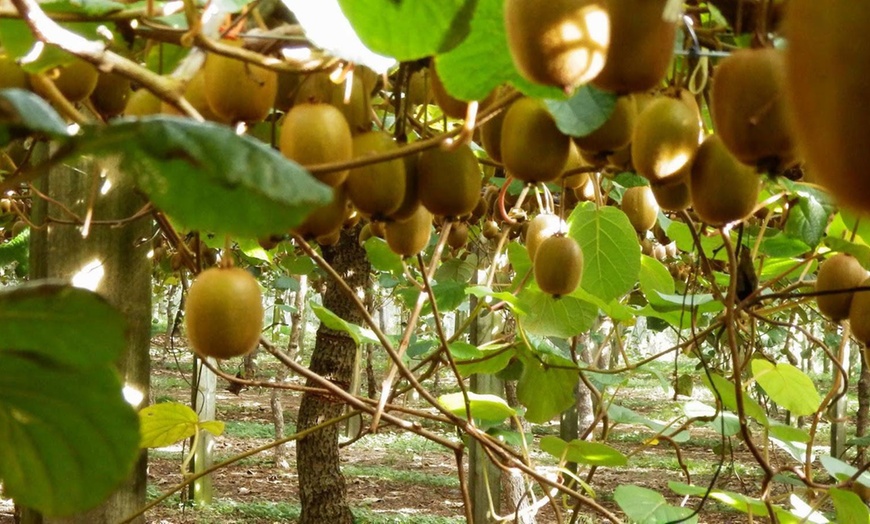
[831, 340, 851, 459]
[190, 355, 217, 504]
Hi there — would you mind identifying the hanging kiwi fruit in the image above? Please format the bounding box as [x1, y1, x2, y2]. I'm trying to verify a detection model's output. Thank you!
[534, 234, 584, 297]
[711, 48, 795, 172]
[90, 72, 131, 118]
[573, 94, 637, 158]
[162, 70, 229, 123]
[621, 185, 659, 233]
[850, 277, 870, 345]
[690, 135, 760, 226]
[632, 94, 701, 185]
[385, 205, 433, 257]
[388, 152, 422, 222]
[346, 131, 406, 219]
[32, 57, 98, 103]
[650, 177, 692, 212]
[417, 144, 482, 218]
[504, 0, 610, 92]
[816, 253, 869, 322]
[203, 41, 277, 123]
[591, 0, 678, 94]
[185, 266, 264, 360]
[125, 88, 162, 116]
[292, 185, 351, 239]
[294, 71, 372, 134]
[501, 97, 571, 183]
[784, 1, 870, 214]
[0, 50, 27, 89]
[525, 213, 567, 262]
[280, 102, 353, 187]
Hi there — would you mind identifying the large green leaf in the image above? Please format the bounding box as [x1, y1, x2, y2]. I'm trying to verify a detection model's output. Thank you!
[830, 487, 870, 524]
[540, 436, 627, 467]
[0, 20, 101, 72]
[0, 283, 138, 516]
[568, 202, 641, 302]
[364, 237, 404, 274]
[639, 255, 675, 308]
[63, 116, 332, 238]
[435, 254, 478, 284]
[434, 0, 565, 100]
[615, 485, 698, 524]
[545, 86, 617, 137]
[0, 282, 125, 369]
[311, 304, 394, 346]
[0, 88, 71, 146]
[139, 402, 224, 449]
[337, 0, 474, 61]
[438, 392, 516, 422]
[516, 351, 578, 424]
[702, 373, 768, 426]
[751, 359, 821, 416]
[449, 341, 515, 377]
[517, 288, 597, 338]
[668, 482, 796, 522]
[607, 404, 689, 443]
[784, 193, 828, 250]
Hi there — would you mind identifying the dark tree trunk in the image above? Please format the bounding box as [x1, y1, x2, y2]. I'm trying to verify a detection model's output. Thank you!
[296, 227, 368, 524]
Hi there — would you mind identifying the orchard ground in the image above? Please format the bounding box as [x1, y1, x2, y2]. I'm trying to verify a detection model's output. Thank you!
[3, 327, 849, 524]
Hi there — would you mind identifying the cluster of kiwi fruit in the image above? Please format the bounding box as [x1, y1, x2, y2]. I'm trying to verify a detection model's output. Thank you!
[814, 253, 870, 345]
[0, 195, 28, 240]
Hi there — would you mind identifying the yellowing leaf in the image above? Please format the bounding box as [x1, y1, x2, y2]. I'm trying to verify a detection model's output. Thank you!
[139, 402, 199, 449]
[751, 359, 821, 416]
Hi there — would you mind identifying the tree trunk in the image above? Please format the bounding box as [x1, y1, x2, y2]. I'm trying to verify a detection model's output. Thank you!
[296, 227, 368, 524]
[858, 352, 870, 464]
[21, 155, 151, 523]
[287, 274, 308, 361]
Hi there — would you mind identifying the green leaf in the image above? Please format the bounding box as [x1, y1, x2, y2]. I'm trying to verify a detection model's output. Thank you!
[449, 341, 515, 377]
[438, 392, 516, 422]
[820, 455, 870, 487]
[507, 241, 532, 283]
[465, 285, 524, 311]
[0, 88, 71, 145]
[435, 254, 478, 284]
[784, 194, 828, 250]
[768, 421, 810, 443]
[65, 116, 332, 238]
[139, 402, 199, 448]
[540, 436, 627, 467]
[759, 232, 811, 258]
[0, 20, 101, 73]
[668, 482, 785, 521]
[517, 288, 597, 338]
[199, 420, 226, 437]
[667, 220, 725, 260]
[0, 226, 29, 275]
[614, 485, 698, 524]
[607, 404, 690, 443]
[0, 353, 139, 516]
[758, 255, 817, 282]
[545, 86, 617, 137]
[0, 282, 125, 368]
[431, 280, 468, 313]
[824, 237, 870, 268]
[516, 352, 578, 424]
[434, 0, 565, 100]
[830, 487, 870, 524]
[570, 287, 636, 322]
[568, 202, 641, 302]
[639, 255, 675, 308]
[41, 0, 125, 16]
[311, 304, 390, 346]
[337, 0, 474, 61]
[365, 237, 404, 274]
[751, 359, 821, 416]
[702, 373, 768, 426]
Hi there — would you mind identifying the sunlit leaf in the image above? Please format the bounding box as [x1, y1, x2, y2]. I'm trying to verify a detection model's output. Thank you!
[365, 237, 404, 274]
[607, 404, 689, 443]
[829, 487, 870, 524]
[702, 373, 768, 426]
[139, 402, 199, 448]
[449, 341, 515, 377]
[517, 288, 597, 338]
[751, 359, 821, 416]
[540, 436, 627, 467]
[311, 303, 391, 346]
[0, 20, 101, 72]
[615, 485, 698, 524]
[438, 392, 516, 422]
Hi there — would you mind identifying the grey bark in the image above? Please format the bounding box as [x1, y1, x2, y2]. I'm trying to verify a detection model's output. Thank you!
[296, 226, 368, 524]
[20, 155, 151, 523]
[858, 352, 870, 464]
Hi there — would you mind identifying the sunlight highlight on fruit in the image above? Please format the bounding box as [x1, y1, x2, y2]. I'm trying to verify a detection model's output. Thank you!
[656, 151, 691, 178]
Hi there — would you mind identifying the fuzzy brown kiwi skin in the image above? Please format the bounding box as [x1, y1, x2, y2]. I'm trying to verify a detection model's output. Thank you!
[621, 186, 659, 233]
[0, 51, 27, 89]
[592, 0, 678, 94]
[850, 276, 870, 344]
[501, 97, 571, 183]
[711, 48, 794, 170]
[90, 72, 131, 118]
[280, 103, 353, 187]
[816, 253, 868, 322]
[203, 41, 277, 123]
[346, 131, 406, 220]
[690, 135, 760, 226]
[385, 205, 433, 257]
[34, 58, 98, 103]
[783, 1, 870, 213]
[573, 95, 637, 155]
[294, 71, 371, 134]
[504, 0, 610, 91]
[292, 186, 350, 239]
[632, 95, 701, 184]
[534, 234, 584, 297]
[417, 144, 482, 218]
[525, 213, 566, 262]
[650, 177, 692, 212]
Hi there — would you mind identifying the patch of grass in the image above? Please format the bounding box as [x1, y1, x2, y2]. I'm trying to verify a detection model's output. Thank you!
[354, 431, 453, 458]
[224, 420, 277, 439]
[344, 464, 460, 488]
[184, 500, 463, 524]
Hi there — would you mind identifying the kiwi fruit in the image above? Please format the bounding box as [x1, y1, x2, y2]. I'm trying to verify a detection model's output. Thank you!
[501, 97, 571, 183]
[185, 267, 264, 359]
[592, 0, 677, 94]
[0, 50, 27, 89]
[346, 131, 406, 219]
[783, 1, 870, 213]
[280, 103, 353, 187]
[621, 185, 659, 233]
[816, 253, 868, 322]
[385, 205, 433, 257]
[504, 0, 610, 91]
[447, 222, 469, 250]
[406, 68, 432, 106]
[482, 220, 501, 240]
[632, 95, 701, 184]
[417, 144, 482, 217]
[162, 70, 229, 123]
[650, 176, 692, 211]
[711, 48, 794, 170]
[273, 70, 302, 111]
[562, 142, 591, 189]
[534, 234, 584, 297]
[850, 276, 870, 344]
[0, 198, 11, 214]
[294, 71, 371, 134]
[358, 223, 374, 245]
[90, 72, 131, 119]
[573, 94, 637, 155]
[389, 153, 422, 221]
[203, 41, 277, 123]
[125, 89, 162, 116]
[525, 213, 567, 261]
[480, 87, 515, 163]
[690, 134, 760, 226]
[35, 57, 98, 103]
[292, 185, 350, 239]
[369, 220, 386, 238]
